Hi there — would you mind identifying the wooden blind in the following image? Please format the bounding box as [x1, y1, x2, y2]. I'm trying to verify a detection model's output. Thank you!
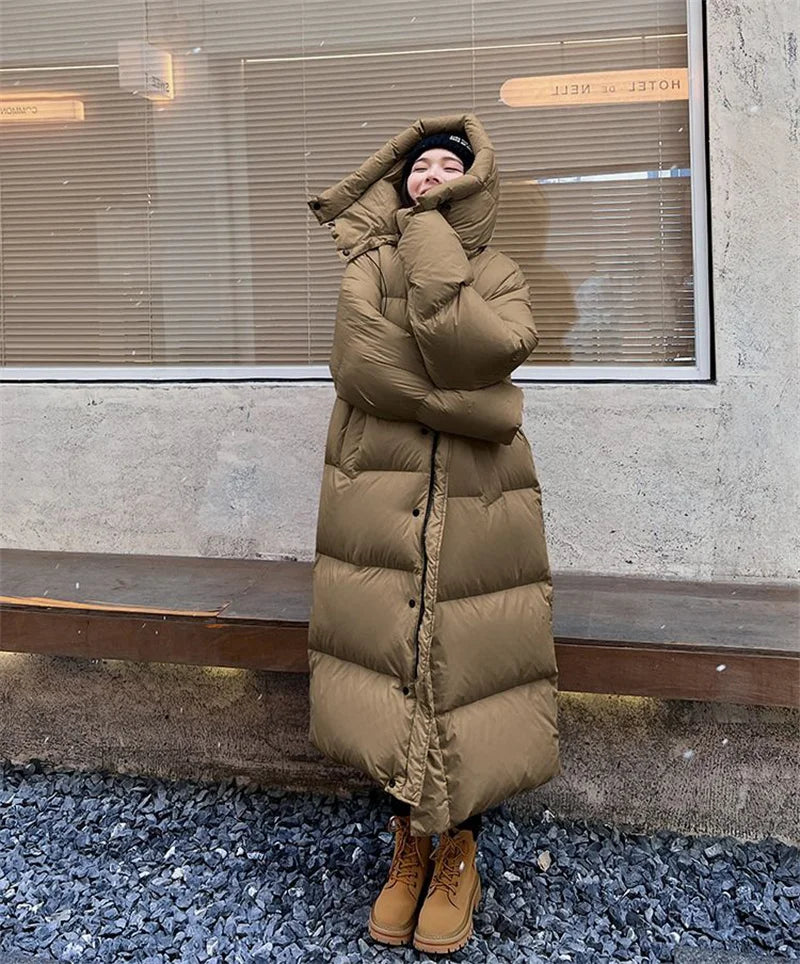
[0, 0, 695, 372]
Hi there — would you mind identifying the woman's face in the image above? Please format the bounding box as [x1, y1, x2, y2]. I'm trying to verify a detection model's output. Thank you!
[406, 148, 465, 203]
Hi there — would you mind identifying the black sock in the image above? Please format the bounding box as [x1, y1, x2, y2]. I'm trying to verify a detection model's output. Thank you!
[389, 795, 411, 817]
[389, 795, 482, 838]
[453, 813, 482, 839]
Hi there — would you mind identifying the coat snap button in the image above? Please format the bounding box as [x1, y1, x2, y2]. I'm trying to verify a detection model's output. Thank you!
[310, 200, 321, 210]
[408, 599, 416, 608]
[342, 248, 350, 256]
[402, 685, 410, 695]
[388, 778, 396, 787]
[412, 508, 420, 516]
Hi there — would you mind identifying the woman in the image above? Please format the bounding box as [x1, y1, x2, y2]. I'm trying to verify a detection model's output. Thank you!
[306, 113, 561, 955]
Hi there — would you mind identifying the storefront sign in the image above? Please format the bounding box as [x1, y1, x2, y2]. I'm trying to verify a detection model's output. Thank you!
[118, 40, 174, 101]
[501, 68, 688, 108]
[0, 98, 85, 122]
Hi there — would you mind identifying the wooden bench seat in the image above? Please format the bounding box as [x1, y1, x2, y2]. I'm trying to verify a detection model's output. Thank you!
[0, 548, 797, 708]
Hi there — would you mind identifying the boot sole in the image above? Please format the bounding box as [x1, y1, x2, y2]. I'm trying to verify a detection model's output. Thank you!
[367, 913, 415, 946]
[412, 875, 482, 955]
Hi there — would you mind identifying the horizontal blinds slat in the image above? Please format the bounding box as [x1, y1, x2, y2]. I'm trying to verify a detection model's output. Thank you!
[1, 2, 687, 62]
[0, 0, 695, 369]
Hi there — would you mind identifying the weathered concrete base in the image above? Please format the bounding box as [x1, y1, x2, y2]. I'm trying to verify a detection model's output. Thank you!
[0, 651, 796, 845]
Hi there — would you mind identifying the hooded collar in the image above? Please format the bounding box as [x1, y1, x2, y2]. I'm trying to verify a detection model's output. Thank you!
[307, 112, 499, 264]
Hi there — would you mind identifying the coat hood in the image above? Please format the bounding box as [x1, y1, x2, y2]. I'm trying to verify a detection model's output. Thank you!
[307, 112, 500, 264]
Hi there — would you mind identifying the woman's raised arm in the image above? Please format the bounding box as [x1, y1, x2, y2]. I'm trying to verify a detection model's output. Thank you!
[331, 251, 523, 445]
[396, 208, 539, 391]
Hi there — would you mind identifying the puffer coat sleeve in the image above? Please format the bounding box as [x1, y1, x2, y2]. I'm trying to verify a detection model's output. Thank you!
[396, 208, 539, 391]
[331, 249, 525, 445]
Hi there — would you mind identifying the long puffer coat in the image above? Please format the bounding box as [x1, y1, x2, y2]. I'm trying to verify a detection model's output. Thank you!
[306, 112, 561, 836]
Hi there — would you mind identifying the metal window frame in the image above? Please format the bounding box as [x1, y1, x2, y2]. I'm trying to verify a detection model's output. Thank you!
[0, 0, 711, 385]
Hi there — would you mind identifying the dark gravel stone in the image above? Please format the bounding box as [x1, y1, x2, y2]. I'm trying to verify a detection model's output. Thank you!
[675, 950, 790, 963]
[0, 759, 797, 962]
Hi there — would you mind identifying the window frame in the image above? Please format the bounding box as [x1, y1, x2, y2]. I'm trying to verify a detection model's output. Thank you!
[0, 0, 711, 384]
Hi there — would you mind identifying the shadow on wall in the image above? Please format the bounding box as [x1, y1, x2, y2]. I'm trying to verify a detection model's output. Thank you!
[493, 177, 575, 362]
[493, 177, 694, 366]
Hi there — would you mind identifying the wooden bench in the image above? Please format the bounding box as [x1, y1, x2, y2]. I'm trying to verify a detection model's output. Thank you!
[1, 548, 797, 708]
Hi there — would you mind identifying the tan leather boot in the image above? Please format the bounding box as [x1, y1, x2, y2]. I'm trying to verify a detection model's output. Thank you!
[412, 827, 481, 954]
[368, 813, 434, 945]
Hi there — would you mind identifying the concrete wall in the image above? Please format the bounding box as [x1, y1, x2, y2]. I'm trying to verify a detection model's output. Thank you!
[1, 0, 798, 582]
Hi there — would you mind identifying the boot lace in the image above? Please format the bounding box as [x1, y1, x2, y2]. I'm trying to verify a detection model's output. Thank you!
[386, 815, 423, 888]
[426, 829, 467, 901]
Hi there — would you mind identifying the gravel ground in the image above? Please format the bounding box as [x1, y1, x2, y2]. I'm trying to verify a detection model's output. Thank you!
[0, 760, 797, 963]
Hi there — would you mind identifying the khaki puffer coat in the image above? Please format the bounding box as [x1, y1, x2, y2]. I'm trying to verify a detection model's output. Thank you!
[306, 112, 560, 836]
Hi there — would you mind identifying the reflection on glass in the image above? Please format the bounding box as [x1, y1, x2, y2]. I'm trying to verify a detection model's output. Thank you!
[0, 0, 693, 371]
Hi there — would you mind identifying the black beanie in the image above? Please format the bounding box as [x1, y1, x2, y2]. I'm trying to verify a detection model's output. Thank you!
[399, 131, 475, 207]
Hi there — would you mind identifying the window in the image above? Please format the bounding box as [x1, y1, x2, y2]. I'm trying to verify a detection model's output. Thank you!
[0, 0, 709, 381]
